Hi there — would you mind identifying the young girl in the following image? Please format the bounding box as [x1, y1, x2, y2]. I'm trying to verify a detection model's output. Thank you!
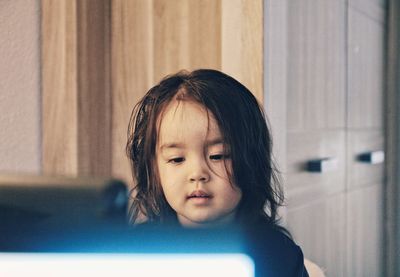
[126, 69, 308, 276]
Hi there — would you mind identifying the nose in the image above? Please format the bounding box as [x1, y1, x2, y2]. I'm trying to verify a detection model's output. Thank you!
[189, 174, 209, 183]
[188, 158, 210, 183]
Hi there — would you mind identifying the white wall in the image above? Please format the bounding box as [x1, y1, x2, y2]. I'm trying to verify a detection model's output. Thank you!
[0, 0, 41, 173]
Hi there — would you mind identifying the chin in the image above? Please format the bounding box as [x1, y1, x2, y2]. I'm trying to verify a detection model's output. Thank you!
[187, 217, 229, 228]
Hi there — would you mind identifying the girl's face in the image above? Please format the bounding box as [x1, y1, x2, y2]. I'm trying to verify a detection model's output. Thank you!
[156, 100, 242, 228]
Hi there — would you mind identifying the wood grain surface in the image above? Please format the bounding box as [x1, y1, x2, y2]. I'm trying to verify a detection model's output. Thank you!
[348, 7, 385, 129]
[42, 0, 264, 185]
[111, 0, 263, 183]
[287, 193, 346, 276]
[42, 0, 78, 175]
[286, 0, 346, 132]
[42, 0, 112, 176]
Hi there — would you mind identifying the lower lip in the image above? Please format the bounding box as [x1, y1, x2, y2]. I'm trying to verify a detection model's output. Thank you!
[188, 196, 212, 204]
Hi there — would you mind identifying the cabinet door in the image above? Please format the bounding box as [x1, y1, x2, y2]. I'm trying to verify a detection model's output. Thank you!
[346, 184, 383, 277]
[284, 1, 347, 274]
[347, 130, 385, 190]
[347, 5, 385, 130]
[286, 130, 346, 206]
[285, 0, 347, 203]
[286, 194, 346, 277]
[346, 3, 385, 276]
[286, 0, 346, 132]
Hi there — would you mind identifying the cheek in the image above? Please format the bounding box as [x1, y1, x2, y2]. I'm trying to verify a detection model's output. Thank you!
[155, 158, 168, 192]
[156, 156, 168, 181]
[228, 187, 242, 204]
[216, 174, 241, 205]
[211, 160, 232, 180]
[213, 161, 240, 197]
[158, 166, 179, 187]
[156, 161, 180, 196]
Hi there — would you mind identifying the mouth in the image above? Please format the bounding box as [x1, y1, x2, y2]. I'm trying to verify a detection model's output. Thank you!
[187, 190, 212, 200]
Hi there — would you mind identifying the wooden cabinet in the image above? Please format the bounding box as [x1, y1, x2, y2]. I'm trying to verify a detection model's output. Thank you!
[347, 130, 385, 189]
[267, 0, 387, 276]
[281, 1, 348, 275]
[346, 3, 385, 276]
[287, 194, 347, 276]
[286, 0, 346, 131]
[346, 184, 384, 276]
[286, 131, 346, 205]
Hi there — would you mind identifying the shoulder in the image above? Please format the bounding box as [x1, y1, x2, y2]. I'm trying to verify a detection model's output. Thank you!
[242, 222, 309, 277]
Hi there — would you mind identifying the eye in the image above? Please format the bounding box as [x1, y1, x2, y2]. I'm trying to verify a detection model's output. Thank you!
[210, 154, 230, 161]
[168, 157, 185, 164]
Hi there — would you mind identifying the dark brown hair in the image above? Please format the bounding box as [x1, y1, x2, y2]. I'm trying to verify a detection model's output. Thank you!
[126, 69, 284, 226]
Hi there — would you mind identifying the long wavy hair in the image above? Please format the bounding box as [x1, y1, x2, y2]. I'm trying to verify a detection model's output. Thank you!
[126, 69, 285, 227]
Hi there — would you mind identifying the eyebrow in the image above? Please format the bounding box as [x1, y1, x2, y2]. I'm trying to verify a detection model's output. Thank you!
[159, 138, 224, 151]
[206, 138, 224, 147]
[159, 143, 185, 151]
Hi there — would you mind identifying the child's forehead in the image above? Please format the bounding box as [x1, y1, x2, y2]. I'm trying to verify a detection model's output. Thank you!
[156, 100, 222, 143]
[157, 99, 211, 121]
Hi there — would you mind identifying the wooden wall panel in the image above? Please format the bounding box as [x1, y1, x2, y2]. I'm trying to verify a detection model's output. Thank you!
[187, 0, 221, 69]
[221, 0, 263, 102]
[42, 0, 112, 176]
[111, 0, 154, 182]
[42, 0, 78, 175]
[111, 0, 263, 184]
[152, 0, 191, 78]
[76, 0, 111, 176]
[152, 0, 222, 82]
[43, 0, 263, 184]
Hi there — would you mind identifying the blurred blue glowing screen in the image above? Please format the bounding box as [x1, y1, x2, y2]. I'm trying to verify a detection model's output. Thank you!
[0, 253, 254, 277]
[0, 175, 254, 277]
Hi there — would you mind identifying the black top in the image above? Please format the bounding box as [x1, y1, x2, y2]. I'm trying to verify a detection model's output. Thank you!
[134, 221, 309, 277]
[1, 212, 308, 277]
[241, 222, 309, 277]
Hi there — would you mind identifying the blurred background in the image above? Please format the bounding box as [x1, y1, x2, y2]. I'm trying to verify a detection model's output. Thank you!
[0, 0, 398, 276]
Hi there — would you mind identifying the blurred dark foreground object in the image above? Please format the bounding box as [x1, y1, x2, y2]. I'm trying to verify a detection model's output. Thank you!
[0, 175, 253, 276]
[0, 174, 127, 240]
[0, 174, 307, 276]
[0, 223, 254, 277]
[0, 174, 244, 253]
